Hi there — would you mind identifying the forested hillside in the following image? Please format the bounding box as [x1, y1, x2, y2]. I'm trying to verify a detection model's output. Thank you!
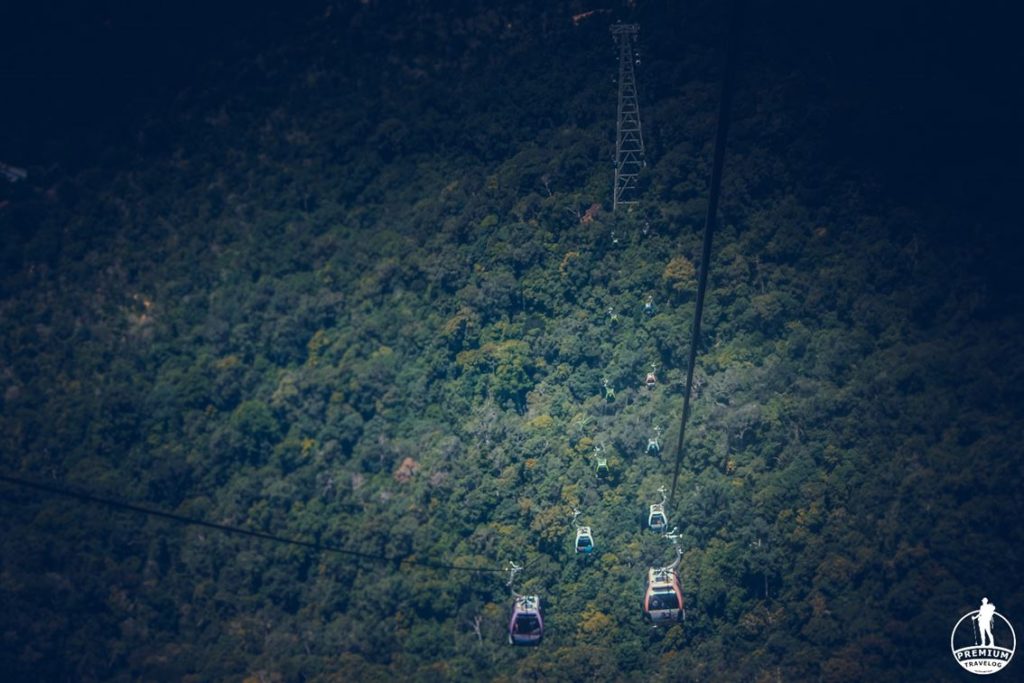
[1, 1, 1021, 681]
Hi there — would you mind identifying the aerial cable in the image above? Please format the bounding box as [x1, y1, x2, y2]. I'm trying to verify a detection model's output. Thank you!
[669, 0, 742, 505]
[0, 472, 507, 574]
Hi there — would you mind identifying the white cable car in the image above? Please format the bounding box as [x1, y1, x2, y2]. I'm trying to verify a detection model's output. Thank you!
[575, 526, 594, 554]
[645, 363, 658, 389]
[647, 426, 662, 454]
[645, 486, 669, 531]
[647, 503, 668, 532]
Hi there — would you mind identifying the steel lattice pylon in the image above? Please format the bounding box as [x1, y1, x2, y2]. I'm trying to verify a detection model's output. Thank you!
[611, 23, 644, 211]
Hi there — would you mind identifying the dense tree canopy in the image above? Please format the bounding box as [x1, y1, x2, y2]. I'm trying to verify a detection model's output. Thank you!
[1, 1, 1021, 681]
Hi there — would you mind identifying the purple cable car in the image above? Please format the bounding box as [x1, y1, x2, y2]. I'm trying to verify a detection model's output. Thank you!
[508, 595, 544, 645]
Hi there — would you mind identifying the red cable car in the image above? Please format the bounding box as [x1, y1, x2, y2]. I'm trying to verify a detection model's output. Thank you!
[642, 553, 684, 625]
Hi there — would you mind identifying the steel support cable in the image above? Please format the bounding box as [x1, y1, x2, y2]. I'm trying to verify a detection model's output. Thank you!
[0, 473, 507, 574]
[669, 1, 741, 505]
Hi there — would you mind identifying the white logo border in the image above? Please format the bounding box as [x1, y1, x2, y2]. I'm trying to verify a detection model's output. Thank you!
[950, 609, 1016, 676]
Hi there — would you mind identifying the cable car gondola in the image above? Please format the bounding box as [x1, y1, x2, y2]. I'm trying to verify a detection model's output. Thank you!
[603, 378, 616, 401]
[508, 595, 544, 645]
[645, 486, 669, 532]
[642, 550, 684, 625]
[645, 363, 658, 389]
[575, 526, 594, 553]
[647, 503, 667, 532]
[646, 426, 662, 455]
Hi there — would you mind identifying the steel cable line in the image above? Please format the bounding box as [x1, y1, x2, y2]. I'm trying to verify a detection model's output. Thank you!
[669, 0, 741, 505]
[0, 472, 507, 574]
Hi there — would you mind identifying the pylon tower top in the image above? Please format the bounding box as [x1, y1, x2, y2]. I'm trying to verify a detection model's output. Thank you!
[611, 23, 644, 211]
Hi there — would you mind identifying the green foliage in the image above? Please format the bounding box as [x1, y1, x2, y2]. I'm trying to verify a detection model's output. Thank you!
[0, 3, 1019, 682]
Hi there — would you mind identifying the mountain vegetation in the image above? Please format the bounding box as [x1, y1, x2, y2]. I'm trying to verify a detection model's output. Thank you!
[1, 1, 1021, 681]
